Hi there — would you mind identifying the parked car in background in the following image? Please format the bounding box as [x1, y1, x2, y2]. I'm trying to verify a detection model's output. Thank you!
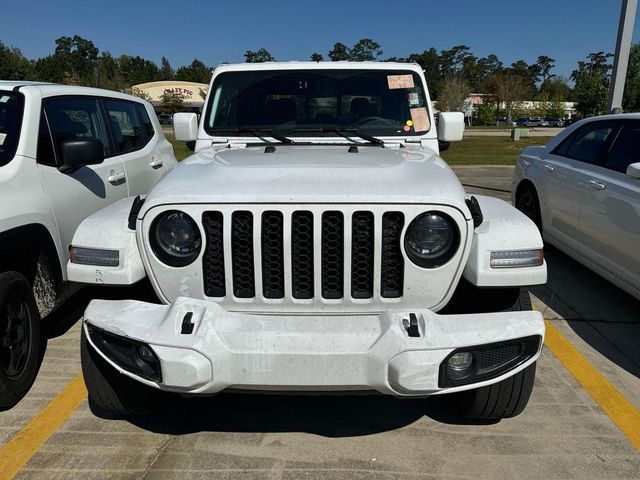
[157, 113, 173, 125]
[496, 118, 516, 126]
[70, 61, 546, 421]
[513, 114, 640, 300]
[0, 81, 177, 410]
[515, 118, 530, 127]
[544, 117, 564, 127]
[527, 118, 549, 127]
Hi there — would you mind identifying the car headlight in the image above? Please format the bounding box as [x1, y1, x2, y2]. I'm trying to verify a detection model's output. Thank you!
[150, 210, 202, 267]
[404, 211, 460, 268]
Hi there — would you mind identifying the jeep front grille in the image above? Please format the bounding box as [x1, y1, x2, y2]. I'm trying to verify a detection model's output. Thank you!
[201, 209, 404, 301]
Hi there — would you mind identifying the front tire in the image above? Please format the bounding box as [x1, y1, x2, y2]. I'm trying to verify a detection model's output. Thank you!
[0, 271, 44, 411]
[81, 327, 168, 416]
[445, 287, 538, 420]
[516, 184, 542, 232]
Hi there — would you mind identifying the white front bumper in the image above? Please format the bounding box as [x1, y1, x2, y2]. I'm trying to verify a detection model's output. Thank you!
[83, 297, 545, 396]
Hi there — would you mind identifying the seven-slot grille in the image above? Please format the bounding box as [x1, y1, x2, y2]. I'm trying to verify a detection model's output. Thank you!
[202, 210, 404, 301]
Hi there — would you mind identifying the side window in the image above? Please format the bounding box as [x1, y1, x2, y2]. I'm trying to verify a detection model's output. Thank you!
[102, 99, 147, 154]
[604, 121, 640, 174]
[36, 111, 56, 166]
[135, 103, 155, 139]
[555, 121, 618, 164]
[44, 97, 111, 158]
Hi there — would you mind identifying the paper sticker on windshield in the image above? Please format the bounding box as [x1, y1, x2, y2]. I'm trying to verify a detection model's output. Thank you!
[0, 133, 6, 145]
[410, 107, 430, 132]
[407, 91, 420, 107]
[0, 96, 10, 103]
[387, 75, 414, 89]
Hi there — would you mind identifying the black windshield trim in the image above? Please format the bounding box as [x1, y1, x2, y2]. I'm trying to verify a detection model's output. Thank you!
[0, 90, 25, 168]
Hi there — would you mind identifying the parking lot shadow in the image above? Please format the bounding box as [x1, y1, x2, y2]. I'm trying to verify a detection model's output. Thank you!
[532, 247, 640, 381]
[121, 393, 495, 437]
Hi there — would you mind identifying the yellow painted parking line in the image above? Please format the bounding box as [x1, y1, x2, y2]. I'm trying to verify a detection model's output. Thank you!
[0, 374, 87, 480]
[543, 318, 640, 452]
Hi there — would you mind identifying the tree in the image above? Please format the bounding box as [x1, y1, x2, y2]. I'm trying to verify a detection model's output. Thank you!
[540, 76, 571, 101]
[94, 52, 126, 91]
[535, 55, 556, 82]
[159, 91, 186, 113]
[486, 73, 529, 121]
[175, 59, 211, 83]
[437, 76, 471, 112]
[157, 56, 175, 80]
[53, 35, 99, 84]
[474, 102, 496, 125]
[623, 43, 640, 112]
[119, 55, 158, 86]
[571, 51, 612, 117]
[0, 42, 32, 80]
[131, 87, 152, 102]
[310, 52, 323, 62]
[328, 42, 350, 61]
[349, 38, 382, 61]
[244, 48, 275, 63]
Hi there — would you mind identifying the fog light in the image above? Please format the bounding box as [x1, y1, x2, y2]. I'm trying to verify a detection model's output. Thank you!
[448, 351, 473, 371]
[70, 246, 119, 267]
[490, 249, 543, 268]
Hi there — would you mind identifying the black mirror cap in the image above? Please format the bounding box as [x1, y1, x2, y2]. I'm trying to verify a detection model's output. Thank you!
[58, 138, 105, 173]
[438, 140, 451, 152]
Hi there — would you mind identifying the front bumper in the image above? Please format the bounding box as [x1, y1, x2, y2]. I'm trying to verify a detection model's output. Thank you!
[83, 297, 545, 396]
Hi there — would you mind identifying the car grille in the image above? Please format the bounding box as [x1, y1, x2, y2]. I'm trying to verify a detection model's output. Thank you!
[201, 209, 405, 301]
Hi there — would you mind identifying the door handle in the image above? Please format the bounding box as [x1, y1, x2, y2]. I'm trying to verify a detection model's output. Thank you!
[543, 164, 555, 172]
[149, 158, 164, 169]
[107, 171, 126, 184]
[588, 179, 606, 190]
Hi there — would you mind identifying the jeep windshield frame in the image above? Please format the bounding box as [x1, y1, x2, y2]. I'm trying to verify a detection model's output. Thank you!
[0, 91, 25, 168]
[203, 68, 431, 139]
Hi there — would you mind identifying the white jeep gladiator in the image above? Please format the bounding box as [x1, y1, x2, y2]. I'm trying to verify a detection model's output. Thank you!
[0, 82, 176, 410]
[69, 62, 547, 420]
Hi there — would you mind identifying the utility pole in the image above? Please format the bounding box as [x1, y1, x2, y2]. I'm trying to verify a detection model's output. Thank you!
[607, 0, 638, 113]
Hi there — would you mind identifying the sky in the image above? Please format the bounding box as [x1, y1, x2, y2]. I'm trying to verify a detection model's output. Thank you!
[2, 0, 639, 79]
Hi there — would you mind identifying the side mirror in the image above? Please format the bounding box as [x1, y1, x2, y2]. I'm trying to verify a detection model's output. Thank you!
[626, 162, 640, 179]
[58, 138, 104, 173]
[437, 112, 465, 142]
[173, 112, 198, 142]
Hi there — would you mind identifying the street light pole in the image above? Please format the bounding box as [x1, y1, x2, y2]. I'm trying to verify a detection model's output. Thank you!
[607, 0, 638, 113]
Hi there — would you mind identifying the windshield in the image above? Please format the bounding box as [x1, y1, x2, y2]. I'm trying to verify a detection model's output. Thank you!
[204, 69, 431, 137]
[0, 91, 24, 167]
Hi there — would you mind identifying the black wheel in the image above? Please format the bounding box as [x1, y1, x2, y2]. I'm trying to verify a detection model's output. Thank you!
[81, 327, 170, 416]
[448, 288, 537, 420]
[0, 271, 44, 411]
[516, 184, 542, 232]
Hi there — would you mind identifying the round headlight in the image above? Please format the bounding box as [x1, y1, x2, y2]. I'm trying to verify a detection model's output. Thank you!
[150, 210, 201, 267]
[404, 212, 459, 268]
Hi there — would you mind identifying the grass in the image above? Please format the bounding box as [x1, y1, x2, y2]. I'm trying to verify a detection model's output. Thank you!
[440, 136, 552, 165]
[166, 132, 190, 161]
[165, 131, 552, 166]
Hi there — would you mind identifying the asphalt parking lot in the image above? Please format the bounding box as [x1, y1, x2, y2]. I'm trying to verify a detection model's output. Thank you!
[1, 166, 639, 480]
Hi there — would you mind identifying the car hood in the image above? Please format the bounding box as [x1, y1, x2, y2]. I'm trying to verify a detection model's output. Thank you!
[141, 144, 469, 216]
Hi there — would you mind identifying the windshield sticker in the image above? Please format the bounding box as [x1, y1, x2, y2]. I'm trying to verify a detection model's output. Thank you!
[406, 120, 414, 127]
[403, 125, 411, 132]
[387, 75, 414, 89]
[407, 92, 420, 107]
[0, 133, 6, 145]
[410, 107, 430, 132]
[0, 96, 10, 103]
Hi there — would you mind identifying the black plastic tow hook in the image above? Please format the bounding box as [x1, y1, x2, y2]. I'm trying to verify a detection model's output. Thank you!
[181, 312, 195, 334]
[403, 313, 420, 337]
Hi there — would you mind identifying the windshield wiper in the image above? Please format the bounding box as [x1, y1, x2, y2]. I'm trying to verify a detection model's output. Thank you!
[293, 127, 384, 146]
[235, 127, 295, 144]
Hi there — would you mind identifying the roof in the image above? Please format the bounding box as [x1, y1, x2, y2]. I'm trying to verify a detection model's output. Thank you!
[0, 81, 149, 103]
[212, 61, 423, 75]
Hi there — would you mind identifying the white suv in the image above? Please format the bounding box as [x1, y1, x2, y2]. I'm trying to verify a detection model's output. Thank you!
[69, 62, 546, 420]
[0, 82, 177, 409]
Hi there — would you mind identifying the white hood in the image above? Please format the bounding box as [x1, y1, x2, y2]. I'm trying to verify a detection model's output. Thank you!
[141, 144, 469, 217]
